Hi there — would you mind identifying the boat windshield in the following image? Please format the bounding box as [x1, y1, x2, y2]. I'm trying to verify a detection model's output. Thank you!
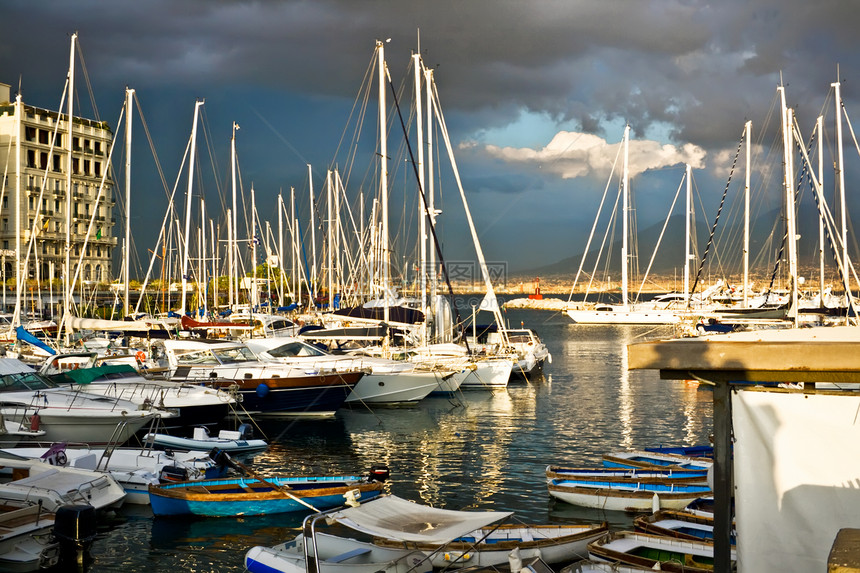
[0, 371, 59, 391]
[267, 341, 326, 358]
[211, 346, 257, 364]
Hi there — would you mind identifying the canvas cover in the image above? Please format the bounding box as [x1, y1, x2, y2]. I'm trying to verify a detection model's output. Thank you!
[327, 495, 512, 544]
[733, 388, 860, 572]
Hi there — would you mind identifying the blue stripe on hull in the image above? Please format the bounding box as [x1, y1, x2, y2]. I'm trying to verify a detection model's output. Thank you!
[150, 490, 380, 517]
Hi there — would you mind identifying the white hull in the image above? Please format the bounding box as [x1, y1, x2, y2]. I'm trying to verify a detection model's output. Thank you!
[3, 411, 155, 445]
[428, 369, 468, 395]
[459, 359, 513, 390]
[0, 460, 126, 512]
[567, 308, 681, 325]
[548, 482, 709, 512]
[345, 371, 439, 405]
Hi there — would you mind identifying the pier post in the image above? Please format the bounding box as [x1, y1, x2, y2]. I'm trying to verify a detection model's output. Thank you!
[712, 380, 733, 573]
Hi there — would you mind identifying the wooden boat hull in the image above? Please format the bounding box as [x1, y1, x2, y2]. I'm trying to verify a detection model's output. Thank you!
[207, 371, 362, 416]
[548, 480, 711, 512]
[373, 523, 608, 568]
[587, 531, 736, 572]
[149, 476, 382, 516]
[601, 451, 712, 471]
[545, 466, 708, 484]
[633, 510, 735, 545]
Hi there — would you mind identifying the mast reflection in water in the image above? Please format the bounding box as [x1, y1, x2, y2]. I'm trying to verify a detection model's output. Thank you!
[73, 307, 712, 572]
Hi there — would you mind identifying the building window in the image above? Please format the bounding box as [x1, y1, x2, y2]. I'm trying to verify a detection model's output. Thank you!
[94, 162, 101, 177]
[2, 197, 7, 208]
[2, 241, 6, 250]
[1, 219, 6, 231]
[28, 196, 34, 210]
[73, 136, 81, 151]
[27, 150, 35, 168]
[94, 141, 102, 155]
[72, 158, 80, 175]
[28, 175, 35, 190]
[53, 154, 61, 172]
[39, 130, 48, 145]
[40, 152, 48, 170]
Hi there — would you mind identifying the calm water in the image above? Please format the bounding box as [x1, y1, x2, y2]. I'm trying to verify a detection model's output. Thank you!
[73, 307, 714, 572]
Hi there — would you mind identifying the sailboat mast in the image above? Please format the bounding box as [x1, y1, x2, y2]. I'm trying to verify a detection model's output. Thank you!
[621, 125, 630, 310]
[778, 87, 798, 324]
[63, 32, 77, 332]
[251, 185, 258, 310]
[230, 122, 238, 309]
[278, 192, 284, 307]
[425, 67, 437, 320]
[308, 163, 316, 308]
[833, 77, 851, 308]
[817, 115, 825, 301]
[413, 53, 427, 334]
[326, 169, 333, 309]
[180, 100, 203, 315]
[684, 163, 691, 300]
[744, 120, 751, 307]
[378, 40, 390, 329]
[124, 87, 133, 317]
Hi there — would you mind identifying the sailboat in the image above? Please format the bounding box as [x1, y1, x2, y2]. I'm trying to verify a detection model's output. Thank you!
[566, 126, 688, 325]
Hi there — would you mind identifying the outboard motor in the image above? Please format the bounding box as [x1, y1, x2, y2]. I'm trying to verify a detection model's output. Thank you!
[159, 465, 189, 483]
[237, 423, 254, 440]
[369, 464, 390, 483]
[54, 504, 97, 569]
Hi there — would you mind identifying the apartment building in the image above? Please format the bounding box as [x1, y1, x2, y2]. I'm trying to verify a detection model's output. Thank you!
[0, 82, 116, 284]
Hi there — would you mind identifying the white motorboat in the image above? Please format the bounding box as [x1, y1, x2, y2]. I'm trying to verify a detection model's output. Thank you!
[0, 443, 227, 505]
[245, 337, 447, 406]
[0, 453, 126, 511]
[39, 353, 236, 430]
[0, 499, 59, 572]
[0, 358, 159, 445]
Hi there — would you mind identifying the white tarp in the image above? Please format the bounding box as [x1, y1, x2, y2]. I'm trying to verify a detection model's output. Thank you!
[67, 316, 153, 331]
[733, 388, 860, 572]
[327, 495, 512, 544]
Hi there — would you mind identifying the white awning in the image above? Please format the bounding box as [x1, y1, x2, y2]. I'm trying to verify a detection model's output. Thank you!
[327, 495, 512, 544]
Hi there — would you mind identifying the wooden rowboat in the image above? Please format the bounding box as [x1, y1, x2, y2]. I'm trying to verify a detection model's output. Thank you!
[601, 450, 712, 471]
[547, 478, 711, 512]
[634, 509, 736, 545]
[587, 531, 736, 572]
[149, 475, 383, 517]
[545, 466, 708, 484]
[373, 522, 609, 568]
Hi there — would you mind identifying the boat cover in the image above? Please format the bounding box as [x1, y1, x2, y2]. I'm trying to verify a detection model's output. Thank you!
[67, 316, 154, 331]
[326, 495, 512, 544]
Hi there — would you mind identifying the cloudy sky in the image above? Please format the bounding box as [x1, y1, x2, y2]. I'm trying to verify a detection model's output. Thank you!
[2, 0, 859, 280]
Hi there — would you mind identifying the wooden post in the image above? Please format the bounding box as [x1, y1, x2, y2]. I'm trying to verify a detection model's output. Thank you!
[713, 379, 733, 572]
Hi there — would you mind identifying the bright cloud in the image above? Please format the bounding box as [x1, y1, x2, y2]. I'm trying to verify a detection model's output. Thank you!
[474, 130, 707, 180]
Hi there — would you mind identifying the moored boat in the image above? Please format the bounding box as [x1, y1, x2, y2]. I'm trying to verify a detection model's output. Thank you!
[586, 530, 736, 572]
[602, 450, 713, 471]
[245, 531, 430, 573]
[545, 466, 708, 484]
[547, 478, 711, 512]
[143, 424, 268, 455]
[633, 509, 735, 545]
[148, 473, 384, 517]
[0, 499, 59, 572]
[373, 522, 609, 568]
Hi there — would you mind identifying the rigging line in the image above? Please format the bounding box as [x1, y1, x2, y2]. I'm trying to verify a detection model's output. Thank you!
[689, 126, 745, 305]
[386, 64, 470, 353]
[636, 171, 684, 301]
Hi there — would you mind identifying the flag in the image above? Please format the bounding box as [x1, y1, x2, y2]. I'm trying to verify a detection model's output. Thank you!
[96, 228, 102, 239]
[42, 218, 49, 230]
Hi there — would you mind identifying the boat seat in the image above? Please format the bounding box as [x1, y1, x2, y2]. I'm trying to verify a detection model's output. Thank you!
[328, 547, 371, 563]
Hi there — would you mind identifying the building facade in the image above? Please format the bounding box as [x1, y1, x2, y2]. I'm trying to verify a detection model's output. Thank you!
[0, 82, 116, 284]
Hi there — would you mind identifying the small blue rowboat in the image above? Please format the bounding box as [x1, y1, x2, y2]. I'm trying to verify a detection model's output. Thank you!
[601, 450, 713, 471]
[149, 474, 384, 517]
[545, 466, 708, 484]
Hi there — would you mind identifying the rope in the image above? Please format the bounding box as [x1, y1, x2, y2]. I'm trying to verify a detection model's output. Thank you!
[689, 127, 745, 304]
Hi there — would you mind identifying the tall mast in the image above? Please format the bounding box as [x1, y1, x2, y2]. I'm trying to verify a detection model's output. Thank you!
[833, 76, 851, 309]
[817, 115, 825, 302]
[778, 86, 798, 324]
[290, 187, 298, 305]
[124, 87, 133, 317]
[180, 100, 203, 315]
[378, 40, 390, 330]
[744, 120, 751, 307]
[425, 67, 437, 324]
[230, 122, 238, 309]
[308, 164, 316, 308]
[413, 53, 427, 334]
[278, 192, 284, 307]
[251, 185, 258, 311]
[201, 197, 207, 316]
[326, 169, 333, 309]
[621, 124, 630, 310]
[63, 32, 77, 332]
[684, 163, 691, 300]
[12, 91, 21, 328]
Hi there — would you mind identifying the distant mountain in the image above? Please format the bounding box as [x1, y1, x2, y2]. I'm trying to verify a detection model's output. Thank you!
[515, 206, 840, 279]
